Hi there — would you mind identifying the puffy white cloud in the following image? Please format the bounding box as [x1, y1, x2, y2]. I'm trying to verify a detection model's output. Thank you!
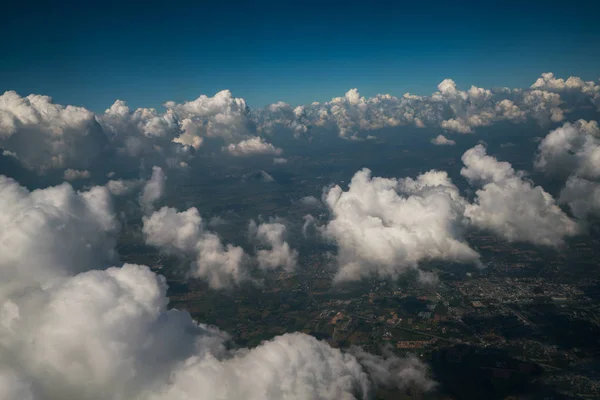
[535, 120, 600, 179]
[5, 255, 401, 400]
[171, 118, 204, 149]
[462, 145, 579, 246]
[273, 157, 288, 164]
[278, 89, 424, 140]
[0, 175, 434, 400]
[0, 91, 192, 174]
[521, 89, 564, 123]
[253, 74, 575, 139]
[9, 256, 396, 400]
[139, 166, 166, 214]
[100, 91, 255, 166]
[100, 100, 194, 169]
[531, 72, 600, 110]
[559, 175, 600, 220]
[249, 220, 298, 271]
[322, 144, 585, 281]
[534, 120, 600, 222]
[435, 79, 463, 98]
[102, 100, 181, 141]
[224, 136, 283, 157]
[0, 91, 108, 171]
[254, 102, 309, 137]
[63, 168, 91, 181]
[165, 90, 254, 144]
[430, 134, 456, 146]
[460, 144, 516, 184]
[313, 90, 408, 139]
[97, 91, 256, 170]
[350, 347, 436, 392]
[322, 168, 479, 281]
[143, 206, 247, 288]
[495, 99, 526, 121]
[441, 119, 473, 134]
[2, 264, 201, 400]
[144, 209, 298, 285]
[4, 73, 596, 175]
[106, 179, 143, 196]
[153, 332, 373, 400]
[7, 259, 432, 400]
[0, 175, 118, 298]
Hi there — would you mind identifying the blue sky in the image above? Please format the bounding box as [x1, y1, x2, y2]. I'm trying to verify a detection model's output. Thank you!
[2, 0, 599, 111]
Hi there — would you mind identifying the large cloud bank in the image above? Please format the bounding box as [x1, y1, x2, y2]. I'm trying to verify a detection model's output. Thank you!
[0, 175, 434, 400]
[2, 73, 599, 174]
[0, 89, 271, 174]
[253, 72, 598, 139]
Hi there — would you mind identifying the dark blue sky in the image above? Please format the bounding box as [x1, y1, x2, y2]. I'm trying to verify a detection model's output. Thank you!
[2, 0, 599, 111]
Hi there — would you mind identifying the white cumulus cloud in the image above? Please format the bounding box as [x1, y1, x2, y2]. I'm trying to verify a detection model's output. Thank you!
[322, 168, 479, 281]
[143, 206, 247, 288]
[225, 136, 283, 157]
[535, 120, 600, 179]
[0, 91, 108, 171]
[462, 145, 579, 246]
[430, 134, 456, 146]
[249, 220, 298, 271]
[535, 120, 600, 221]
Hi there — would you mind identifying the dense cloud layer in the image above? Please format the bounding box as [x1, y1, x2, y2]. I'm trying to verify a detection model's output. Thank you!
[0, 175, 434, 400]
[2, 73, 598, 175]
[253, 74, 578, 139]
[530, 72, 600, 111]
